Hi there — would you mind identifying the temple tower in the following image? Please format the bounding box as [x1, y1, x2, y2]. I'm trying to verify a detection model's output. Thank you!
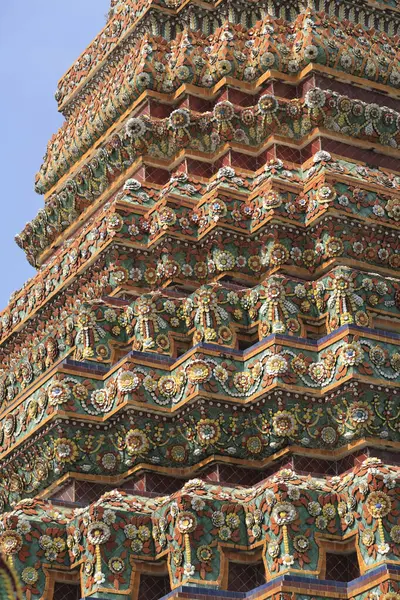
[0, 0, 399, 599]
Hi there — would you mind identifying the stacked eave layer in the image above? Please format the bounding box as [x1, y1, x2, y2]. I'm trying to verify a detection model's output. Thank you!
[0, 461, 398, 598]
[0, 0, 399, 599]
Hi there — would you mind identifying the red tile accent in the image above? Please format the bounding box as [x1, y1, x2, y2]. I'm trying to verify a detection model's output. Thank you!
[273, 82, 298, 100]
[314, 75, 400, 110]
[228, 89, 256, 107]
[231, 151, 260, 171]
[138, 573, 170, 600]
[53, 481, 75, 503]
[228, 561, 266, 592]
[144, 166, 170, 185]
[302, 139, 321, 162]
[52, 582, 80, 600]
[325, 552, 360, 582]
[276, 146, 301, 164]
[143, 472, 183, 495]
[74, 481, 112, 504]
[186, 158, 215, 178]
[149, 99, 172, 119]
[188, 96, 214, 113]
[320, 139, 400, 171]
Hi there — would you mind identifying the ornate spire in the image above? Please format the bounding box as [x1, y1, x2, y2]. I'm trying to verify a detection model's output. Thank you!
[1, 0, 400, 598]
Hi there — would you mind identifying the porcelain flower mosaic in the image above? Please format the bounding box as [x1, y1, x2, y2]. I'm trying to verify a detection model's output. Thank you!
[0, 0, 399, 598]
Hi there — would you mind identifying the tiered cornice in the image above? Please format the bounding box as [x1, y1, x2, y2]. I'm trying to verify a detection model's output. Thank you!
[56, 0, 400, 115]
[19, 83, 400, 268]
[0, 331, 399, 510]
[2, 1, 399, 599]
[0, 460, 398, 598]
[36, 13, 400, 195]
[1, 265, 400, 400]
[4, 152, 399, 360]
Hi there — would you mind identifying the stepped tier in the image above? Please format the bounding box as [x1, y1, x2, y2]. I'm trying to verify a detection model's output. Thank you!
[160, 575, 400, 600]
[0, 316, 400, 502]
[37, 13, 400, 193]
[2, 0, 400, 597]
[3, 215, 400, 376]
[5, 151, 399, 372]
[0, 381, 397, 480]
[19, 145, 400, 266]
[1, 266, 400, 402]
[4, 211, 399, 364]
[165, 576, 400, 600]
[30, 84, 400, 238]
[0, 460, 398, 599]
[56, 0, 400, 115]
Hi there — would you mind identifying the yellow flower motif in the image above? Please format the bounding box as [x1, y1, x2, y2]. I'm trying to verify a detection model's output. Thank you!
[322, 503, 336, 519]
[272, 411, 297, 437]
[176, 512, 197, 534]
[233, 371, 253, 393]
[21, 567, 39, 585]
[186, 360, 211, 384]
[158, 375, 181, 398]
[0, 531, 23, 555]
[386, 197, 400, 220]
[197, 545, 213, 562]
[270, 244, 289, 266]
[47, 381, 71, 406]
[118, 370, 141, 393]
[197, 419, 221, 446]
[126, 429, 149, 456]
[265, 354, 288, 376]
[366, 491, 391, 518]
[316, 185, 336, 204]
[204, 327, 217, 341]
[340, 341, 364, 366]
[361, 529, 375, 547]
[291, 356, 308, 375]
[54, 438, 79, 463]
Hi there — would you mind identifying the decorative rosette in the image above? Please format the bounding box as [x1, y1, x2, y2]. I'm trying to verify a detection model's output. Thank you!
[87, 520, 112, 586]
[365, 491, 392, 556]
[175, 512, 198, 582]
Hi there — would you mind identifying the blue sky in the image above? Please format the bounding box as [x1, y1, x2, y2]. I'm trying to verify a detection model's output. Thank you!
[0, 0, 109, 309]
